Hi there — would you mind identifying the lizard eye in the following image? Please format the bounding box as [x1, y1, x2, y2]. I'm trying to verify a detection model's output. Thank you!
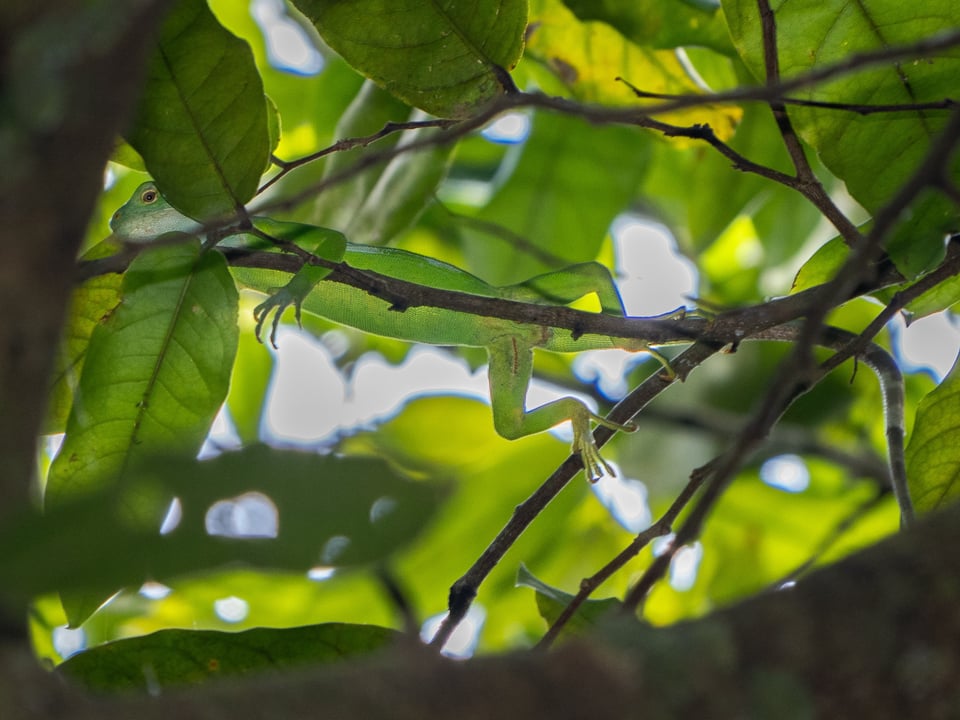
[141, 189, 158, 204]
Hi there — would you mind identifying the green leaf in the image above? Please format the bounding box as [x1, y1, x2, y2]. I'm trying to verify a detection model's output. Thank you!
[48, 241, 238, 503]
[525, 0, 742, 137]
[59, 623, 398, 692]
[516, 564, 620, 635]
[46, 241, 238, 625]
[905, 353, 960, 513]
[723, 0, 960, 275]
[125, 0, 269, 220]
[291, 0, 527, 117]
[465, 112, 650, 283]
[45, 242, 125, 434]
[561, 0, 735, 55]
[5, 449, 440, 601]
[791, 235, 849, 293]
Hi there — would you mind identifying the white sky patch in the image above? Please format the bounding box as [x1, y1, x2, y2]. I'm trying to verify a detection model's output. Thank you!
[200, 408, 242, 458]
[421, 605, 486, 659]
[214, 596, 249, 623]
[139, 581, 173, 600]
[261, 328, 598, 445]
[250, 0, 324, 75]
[892, 311, 960, 381]
[760, 454, 810, 493]
[591, 468, 652, 533]
[52, 625, 86, 660]
[263, 330, 350, 444]
[482, 112, 531, 144]
[612, 215, 698, 316]
[205, 492, 279, 539]
[669, 542, 703, 591]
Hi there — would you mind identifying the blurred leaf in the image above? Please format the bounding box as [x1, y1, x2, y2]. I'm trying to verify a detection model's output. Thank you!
[312, 80, 412, 231]
[561, 0, 734, 54]
[905, 352, 960, 512]
[226, 296, 275, 444]
[346, 115, 453, 245]
[126, 0, 269, 220]
[723, 0, 960, 275]
[292, 0, 527, 117]
[904, 273, 960, 320]
[516, 564, 619, 635]
[791, 236, 849, 293]
[526, 0, 741, 138]
[5, 449, 441, 602]
[466, 112, 650, 283]
[60, 623, 398, 692]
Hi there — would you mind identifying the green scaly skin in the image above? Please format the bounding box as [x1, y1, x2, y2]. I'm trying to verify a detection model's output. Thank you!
[110, 181, 675, 481]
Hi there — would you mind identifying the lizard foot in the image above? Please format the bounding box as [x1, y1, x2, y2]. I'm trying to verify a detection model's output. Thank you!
[253, 288, 304, 349]
[571, 410, 638, 482]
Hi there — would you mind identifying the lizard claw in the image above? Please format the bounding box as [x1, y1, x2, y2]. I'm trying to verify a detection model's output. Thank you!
[253, 289, 303, 349]
[571, 414, 620, 482]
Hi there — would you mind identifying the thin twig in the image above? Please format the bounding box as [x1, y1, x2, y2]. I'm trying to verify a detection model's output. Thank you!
[257, 118, 457, 195]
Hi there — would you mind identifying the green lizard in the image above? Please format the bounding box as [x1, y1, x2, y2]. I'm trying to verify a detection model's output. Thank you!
[110, 181, 675, 481]
[107, 182, 915, 531]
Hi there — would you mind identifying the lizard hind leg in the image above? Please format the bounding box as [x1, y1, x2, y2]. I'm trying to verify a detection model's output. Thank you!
[487, 337, 636, 483]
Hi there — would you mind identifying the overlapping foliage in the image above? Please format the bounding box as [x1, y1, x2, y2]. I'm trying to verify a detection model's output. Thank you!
[12, 0, 960, 693]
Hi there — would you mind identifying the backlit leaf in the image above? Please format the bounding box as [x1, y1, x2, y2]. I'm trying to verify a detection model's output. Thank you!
[905, 352, 960, 512]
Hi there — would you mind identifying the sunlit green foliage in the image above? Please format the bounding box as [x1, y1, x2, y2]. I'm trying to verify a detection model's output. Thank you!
[11, 0, 959, 695]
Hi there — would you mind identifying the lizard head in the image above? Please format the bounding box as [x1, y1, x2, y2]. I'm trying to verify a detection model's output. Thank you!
[110, 181, 202, 242]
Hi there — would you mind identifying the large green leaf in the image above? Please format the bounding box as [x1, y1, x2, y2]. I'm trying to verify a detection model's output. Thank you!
[46, 241, 238, 625]
[465, 112, 650, 283]
[126, 0, 269, 220]
[59, 623, 398, 691]
[561, 0, 735, 55]
[905, 353, 960, 513]
[47, 241, 238, 503]
[311, 80, 412, 231]
[291, 0, 527, 117]
[45, 241, 125, 434]
[5, 449, 440, 602]
[526, 0, 742, 137]
[723, 0, 960, 275]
